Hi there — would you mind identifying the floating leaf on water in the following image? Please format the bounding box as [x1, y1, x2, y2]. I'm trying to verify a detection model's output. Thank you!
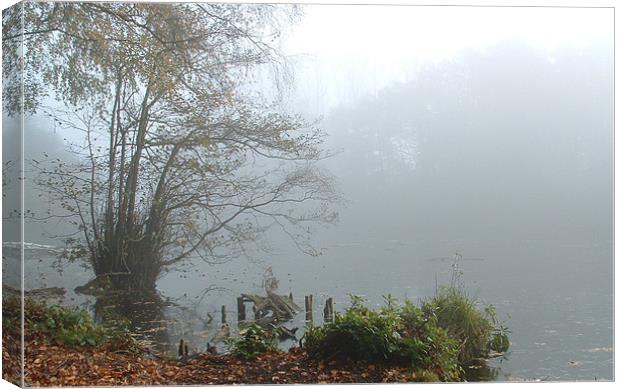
[588, 347, 613, 353]
[192, 330, 210, 338]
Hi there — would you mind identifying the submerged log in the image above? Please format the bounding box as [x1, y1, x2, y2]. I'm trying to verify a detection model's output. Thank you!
[267, 291, 300, 318]
[241, 291, 300, 324]
[276, 325, 298, 341]
[256, 315, 277, 327]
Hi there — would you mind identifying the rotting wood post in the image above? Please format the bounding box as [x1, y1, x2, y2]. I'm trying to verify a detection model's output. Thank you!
[324, 297, 334, 323]
[237, 296, 246, 322]
[178, 339, 184, 357]
[305, 294, 313, 323]
[221, 305, 227, 324]
[323, 299, 328, 322]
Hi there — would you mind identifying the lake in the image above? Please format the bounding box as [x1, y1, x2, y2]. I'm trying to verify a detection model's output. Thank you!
[4, 230, 613, 382]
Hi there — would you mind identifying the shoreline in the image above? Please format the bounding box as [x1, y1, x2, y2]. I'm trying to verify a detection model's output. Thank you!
[2, 295, 506, 385]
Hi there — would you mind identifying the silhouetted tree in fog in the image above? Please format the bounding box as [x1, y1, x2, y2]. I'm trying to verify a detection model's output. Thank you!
[3, 2, 339, 290]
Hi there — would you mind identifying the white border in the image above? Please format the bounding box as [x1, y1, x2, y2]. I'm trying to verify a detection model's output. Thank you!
[0, 1, 616, 389]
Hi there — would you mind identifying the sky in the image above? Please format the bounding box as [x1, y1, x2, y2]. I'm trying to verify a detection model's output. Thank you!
[288, 5, 612, 58]
[281, 4, 613, 114]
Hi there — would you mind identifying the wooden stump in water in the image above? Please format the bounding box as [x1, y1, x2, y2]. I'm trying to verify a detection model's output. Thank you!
[178, 339, 185, 357]
[221, 305, 227, 324]
[323, 297, 334, 323]
[237, 297, 246, 322]
[305, 294, 313, 323]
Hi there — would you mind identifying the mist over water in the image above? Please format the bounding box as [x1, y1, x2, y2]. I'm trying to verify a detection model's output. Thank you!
[3, 4, 613, 382]
[265, 38, 613, 381]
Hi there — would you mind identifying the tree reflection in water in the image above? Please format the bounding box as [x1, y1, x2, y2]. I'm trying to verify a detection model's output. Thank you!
[92, 289, 170, 353]
[90, 286, 229, 356]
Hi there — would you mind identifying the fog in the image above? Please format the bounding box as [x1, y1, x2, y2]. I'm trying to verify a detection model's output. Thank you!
[3, 3, 613, 382]
[311, 41, 612, 247]
[283, 5, 612, 115]
[3, 115, 77, 243]
[274, 4, 613, 247]
[6, 5, 613, 251]
[263, 6, 613, 380]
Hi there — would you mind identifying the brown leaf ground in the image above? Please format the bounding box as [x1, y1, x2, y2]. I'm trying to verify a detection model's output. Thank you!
[4, 333, 431, 386]
[2, 297, 450, 386]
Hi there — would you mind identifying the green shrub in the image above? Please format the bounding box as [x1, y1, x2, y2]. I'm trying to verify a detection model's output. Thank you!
[2, 297, 21, 331]
[305, 303, 400, 362]
[7, 297, 137, 349]
[45, 306, 107, 346]
[422, 287, 507, 363]
[304, 295, 463, 381]
[398, 301, 462, 380]
[226, 322, 279, 360]
[489, 332, 510, 353]
[485, 305, 511, 353]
